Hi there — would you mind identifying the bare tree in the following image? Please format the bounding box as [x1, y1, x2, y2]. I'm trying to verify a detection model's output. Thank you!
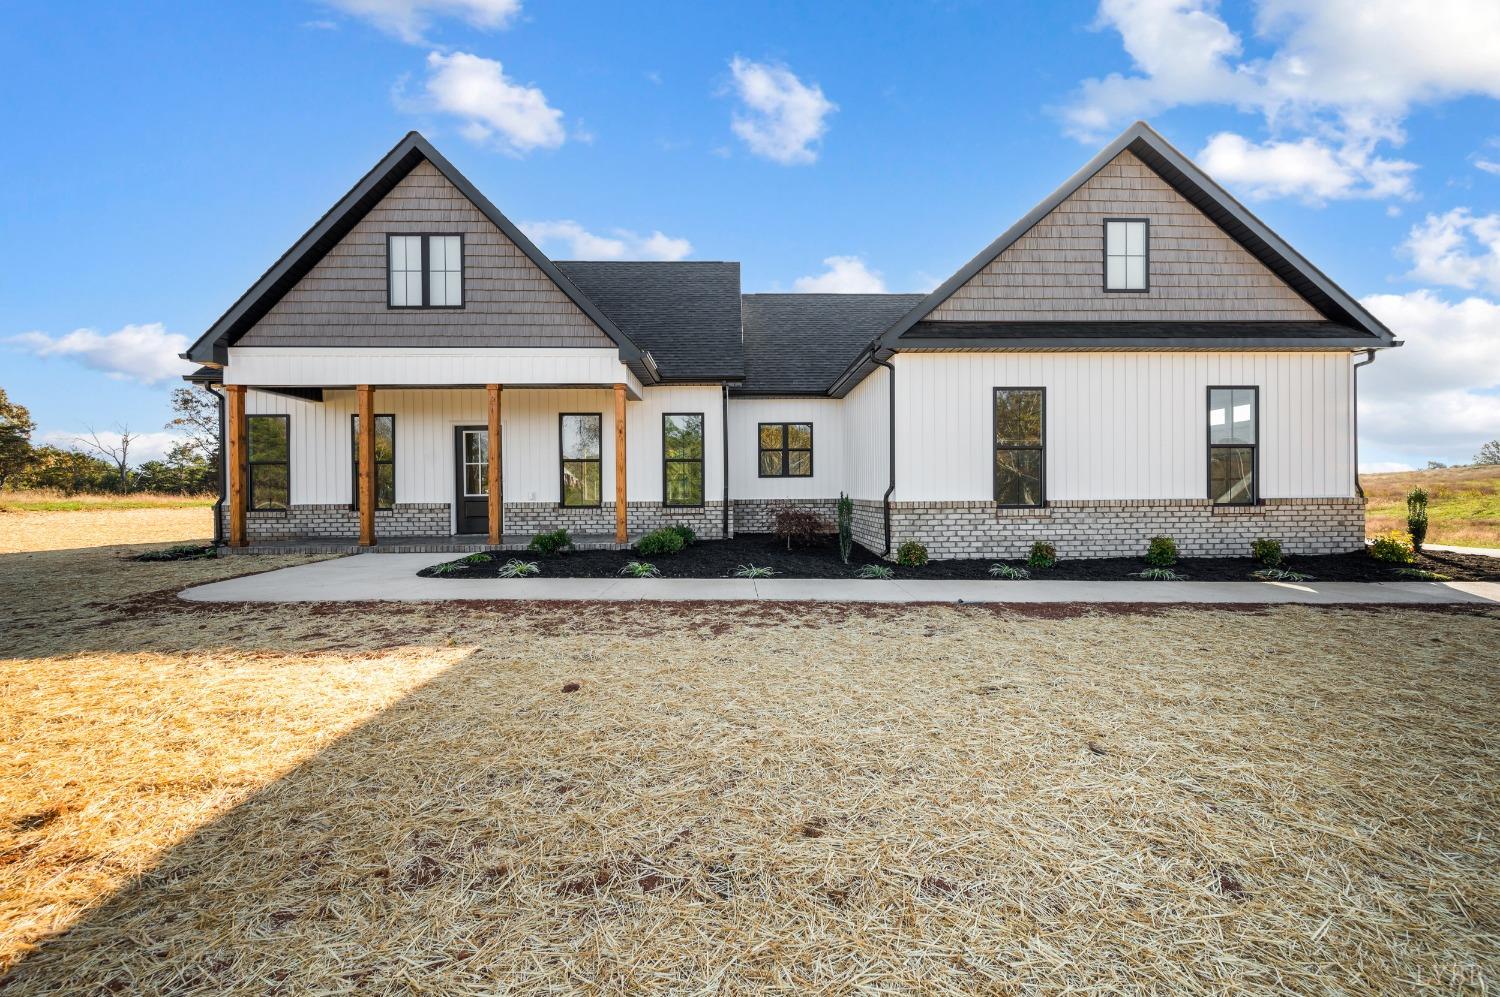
[76, 425, 135, 494]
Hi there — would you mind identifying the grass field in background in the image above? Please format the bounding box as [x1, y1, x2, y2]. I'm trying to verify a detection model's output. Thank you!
[0, 489, 214, 513]
[1361, 464, 1500, 550]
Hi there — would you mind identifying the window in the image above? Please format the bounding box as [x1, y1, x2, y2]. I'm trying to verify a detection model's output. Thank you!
[663, 413, 705, 507]
[1208, 387, 1257, 505]
[387, 234, 463, 308]
[758, 422, 812, 477]
[560, 413, 602, 507]
[246, 414, 289, 511]
[993, 388, 1044, 507]
[1104, 218, 1148, 291]
[351, 414, 395, 510]
[462, 430, 488, 497]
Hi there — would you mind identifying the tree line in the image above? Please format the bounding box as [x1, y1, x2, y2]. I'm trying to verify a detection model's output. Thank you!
[0, 386, 219, 495]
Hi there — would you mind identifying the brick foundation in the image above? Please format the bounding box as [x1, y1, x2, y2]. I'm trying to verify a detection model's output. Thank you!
[236, 503, 450, 541]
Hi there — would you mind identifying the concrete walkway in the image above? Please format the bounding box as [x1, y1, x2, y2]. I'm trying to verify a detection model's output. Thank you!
[179, 552, 1500, 605]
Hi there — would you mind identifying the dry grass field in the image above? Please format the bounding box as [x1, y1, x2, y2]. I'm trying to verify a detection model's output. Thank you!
[0, 510, 1497, 993]
[1362, 464, 1500, 549]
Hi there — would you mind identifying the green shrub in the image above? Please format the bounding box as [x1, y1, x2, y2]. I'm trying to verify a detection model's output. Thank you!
[668, 523, 696, 546]
[1250, 537, 1282, 567]
[836, 493, 854, 564]
[989, 563, 1030, 580]
[496, 559, 540, 578]
[1133, 566, 1186, 581]
[1250, 567, 1314, 582]
[1144, 535, 1178, 567]
[732, 564, 777, 578]
[1368, 530, 1415, 564]
[461, 551, 493, 565]
[1027, 541, 1057, 570]
[636, 527, 686, 556]
[895, 541, 928, 567]
[428, 560, 467, 576]
[618, 560, 660, 578]
[1406, 487, 1429, 552]
[528, 529, 574, 556]
[856, 563, 894, 580]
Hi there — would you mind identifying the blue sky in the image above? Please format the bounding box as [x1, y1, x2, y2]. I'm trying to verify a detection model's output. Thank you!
[3, 0, 1498, 469]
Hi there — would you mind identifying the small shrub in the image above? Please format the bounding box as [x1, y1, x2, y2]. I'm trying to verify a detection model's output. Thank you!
[1368, 530, 1415, 564]
[619, 561, 660, 578]
[1027, 541, 1057, 570]
[428, 560, 468, 576]
[1392, 566, 1451, 581]
[773, 507, 831, 550]
[857, 563, 894, 580]
[836, 493, 854, 564]
[496, 559, 541, 578]
[461, 551, 493, 564]
[1133, 566, 1186, 581]
[732, 564, 777, 578]
[1250, 537, 1283, 567]
[1250, 567, 1314, 582]
[668, 523, 696, 546]
[528, 529, 574, 556]
[989, 563, 1030, 580]
[895, 541, 928, 567]
[1144, 535, 1178, 567]
[1406, 487, 1429, 552]
[636, 527, 686, 556]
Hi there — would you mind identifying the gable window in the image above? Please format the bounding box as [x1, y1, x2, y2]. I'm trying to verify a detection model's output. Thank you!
[246, 414, 289, 511]
[1208, 387, 1257, 505]
[388, 234, 463, 308]
[758, 422, 812, 477]
[663, 413, 705, 507]
[1103, 219, 1148, 292]
[993, 388, 1044, 507]
[351, 414, 395, 510]
[560, 413, 603, 507]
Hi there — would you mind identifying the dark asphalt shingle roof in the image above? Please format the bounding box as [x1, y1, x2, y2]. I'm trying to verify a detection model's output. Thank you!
[739, 294, 926, 394]
[554, 261, 744, 381]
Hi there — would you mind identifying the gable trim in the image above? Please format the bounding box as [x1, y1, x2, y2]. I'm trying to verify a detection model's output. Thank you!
[183, 132, 650, 378]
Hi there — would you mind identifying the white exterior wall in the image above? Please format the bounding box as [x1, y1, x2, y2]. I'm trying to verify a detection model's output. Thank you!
[244, 382, 723, 524]
[892, 351, 1356, 502]
[841, 366, 891, 502]
[727, 397, 846, 499]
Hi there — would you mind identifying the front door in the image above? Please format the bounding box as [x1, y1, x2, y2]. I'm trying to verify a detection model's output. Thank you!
[455, 426, 490, 535]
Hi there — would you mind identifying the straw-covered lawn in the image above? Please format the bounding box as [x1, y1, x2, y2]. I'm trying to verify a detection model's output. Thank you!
[1, 515, 1497, 993]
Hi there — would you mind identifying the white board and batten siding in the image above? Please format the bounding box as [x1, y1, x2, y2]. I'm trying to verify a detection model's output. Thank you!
[243, 383, 723, 513]
[893, 352, 1355, 502]
[840, 367, 891, 502]
[727, 397, 846, 500]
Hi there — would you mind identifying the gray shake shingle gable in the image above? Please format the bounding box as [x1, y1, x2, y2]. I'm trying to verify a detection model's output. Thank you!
[186, 122, 1394, 396]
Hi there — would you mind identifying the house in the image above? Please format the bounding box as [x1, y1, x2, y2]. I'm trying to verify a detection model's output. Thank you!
[183, 121, 1398, 560]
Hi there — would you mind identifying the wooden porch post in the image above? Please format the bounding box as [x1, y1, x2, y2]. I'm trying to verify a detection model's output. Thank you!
[614, 383, 627, 544]
[226, 384, 247, 548]
[487, 384, 502, 546]
[357, 384, 375, 547]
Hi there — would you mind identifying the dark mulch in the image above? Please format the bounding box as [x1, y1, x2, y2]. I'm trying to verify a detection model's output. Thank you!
[416, 535, 1500, 582]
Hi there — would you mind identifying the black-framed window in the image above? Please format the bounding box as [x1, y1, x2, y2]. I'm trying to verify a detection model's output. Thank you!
[351, 414, 395, 510]
[560, 413, 602, 507]
[246, 414, 289, 511]
[663, 413, 705, 507]
[758, 422, 812, 477]
[1208, 387, 1258, 505]
[993, 388, 1044, 507]
[1104, 218, 1148, 292]
[387, 234, 463, 308]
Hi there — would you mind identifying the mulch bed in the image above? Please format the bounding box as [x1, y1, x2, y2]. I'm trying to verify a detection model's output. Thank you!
[417, 534, 1500, 582]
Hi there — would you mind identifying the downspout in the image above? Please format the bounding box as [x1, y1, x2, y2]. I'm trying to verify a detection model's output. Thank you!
[1352, 349, 1376, 499]
[721, 383, 731, 538]
[206, 382, 227, 546]
[871, 355, 896, 556]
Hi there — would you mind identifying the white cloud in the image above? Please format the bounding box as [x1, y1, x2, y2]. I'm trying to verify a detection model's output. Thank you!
[1402, 209, 1500, 293]
[39, 430, 187, 466]
[10, 323, 192, 385]
[1198, 132, 1416, 203]
[1358, 290, 1500, 463]
[1359, 461, 1415, 474]
[1062, 0, 1500, 201]
[727, 57, 837, 165]
[324, 0, 520, 43]
[415, 51, 565, 155]
[521, 220, 692, 261]
[1475, 159, 1500, 176]
[792, 256, 886, 293]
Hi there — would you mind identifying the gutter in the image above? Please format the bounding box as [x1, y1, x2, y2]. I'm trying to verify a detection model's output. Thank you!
[721, 383, 731, 538]
[871, 355, 896, 556]
[205, 382, 227, 546]
[1352, 348, 1377, 499]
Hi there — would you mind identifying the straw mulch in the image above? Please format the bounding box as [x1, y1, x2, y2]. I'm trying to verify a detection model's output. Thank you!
[1, 521, 1497, 993]
[0, 506, 214, 554]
